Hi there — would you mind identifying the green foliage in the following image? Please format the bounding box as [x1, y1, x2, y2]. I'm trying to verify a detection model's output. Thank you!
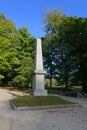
[13, 27, 35, 87]
[12, 75, 27, 87]
[0, 14, 20, 43]
[43, 9, 87, 91]
[0, 74, 4, 80]
[0, 14, 35, 88]
[0, 14, 20, 85]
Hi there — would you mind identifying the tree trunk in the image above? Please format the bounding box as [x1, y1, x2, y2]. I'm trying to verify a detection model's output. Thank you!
[82, 82, 87, 92]
[49, 77, 52, 88]
[65, 81, 69, 90]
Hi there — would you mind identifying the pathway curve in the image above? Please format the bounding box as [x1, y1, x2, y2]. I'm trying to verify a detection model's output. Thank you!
[0, 88, 87, 130]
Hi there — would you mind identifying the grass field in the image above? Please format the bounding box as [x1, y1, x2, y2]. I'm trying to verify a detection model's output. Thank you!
[11, 95, 74, 107]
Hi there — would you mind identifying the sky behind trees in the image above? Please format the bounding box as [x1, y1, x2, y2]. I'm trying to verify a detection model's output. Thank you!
[0, 0, 87, 37]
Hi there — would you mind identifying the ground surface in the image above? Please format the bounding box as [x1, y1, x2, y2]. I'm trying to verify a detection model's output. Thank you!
[0, 87, 87, 130]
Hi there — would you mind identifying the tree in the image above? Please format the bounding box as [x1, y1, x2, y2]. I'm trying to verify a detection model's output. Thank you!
[43, 9, 87, 91]
[42, 36, 57, 87]
[0, 14, 35, 88]
[12, 27, 35, 88]
[0, 14, 20, 86]
[43, 10, 73, 88]
[70, 18, 87, 92]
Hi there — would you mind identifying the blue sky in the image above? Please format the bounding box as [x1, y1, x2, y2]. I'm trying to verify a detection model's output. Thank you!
[0, 0, 87, 38]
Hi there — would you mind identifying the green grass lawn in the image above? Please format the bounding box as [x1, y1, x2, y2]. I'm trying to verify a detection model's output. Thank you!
[11, 95, 74, 107]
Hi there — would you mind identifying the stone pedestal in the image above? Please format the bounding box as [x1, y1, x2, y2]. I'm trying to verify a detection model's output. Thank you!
[31, 39, 47, 96]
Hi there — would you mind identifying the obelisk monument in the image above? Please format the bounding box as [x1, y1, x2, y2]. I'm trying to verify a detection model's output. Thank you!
[31, 38, 47, 96]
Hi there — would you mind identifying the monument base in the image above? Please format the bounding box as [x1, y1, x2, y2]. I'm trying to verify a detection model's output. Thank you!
[30, 89, 47, 96]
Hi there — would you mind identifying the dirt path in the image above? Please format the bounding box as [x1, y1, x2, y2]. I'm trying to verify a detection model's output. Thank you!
[0, 88, 23, 130]
[0, 88, 87, 130]
[0, 88, 13, 130]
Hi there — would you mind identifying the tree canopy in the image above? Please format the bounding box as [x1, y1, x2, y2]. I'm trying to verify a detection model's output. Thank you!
[43, 9, 87, 91]
[0, 14, 35, 88]
[0, 12, 87, 92]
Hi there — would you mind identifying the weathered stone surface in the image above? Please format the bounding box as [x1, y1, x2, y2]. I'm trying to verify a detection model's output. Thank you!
[34, 39, 43, 70]
[31, 39, 47, 96]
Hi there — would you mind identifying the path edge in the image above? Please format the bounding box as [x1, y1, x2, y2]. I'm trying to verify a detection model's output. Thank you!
[9, 100, 81, 110]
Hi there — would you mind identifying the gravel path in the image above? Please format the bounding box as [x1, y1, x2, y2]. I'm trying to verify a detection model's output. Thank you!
[0, 88, 87, 130]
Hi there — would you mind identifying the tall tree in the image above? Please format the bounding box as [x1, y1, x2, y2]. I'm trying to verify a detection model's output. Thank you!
[43, 10, 73, 88]
[12, 27, 35, 88]
[43, 9, 87, 91]
[0, 14, 20, 86]
[42, 36, 57, 87]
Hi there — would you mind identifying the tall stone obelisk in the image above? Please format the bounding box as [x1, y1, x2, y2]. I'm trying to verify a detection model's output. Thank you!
[31, 38, 47, 96]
